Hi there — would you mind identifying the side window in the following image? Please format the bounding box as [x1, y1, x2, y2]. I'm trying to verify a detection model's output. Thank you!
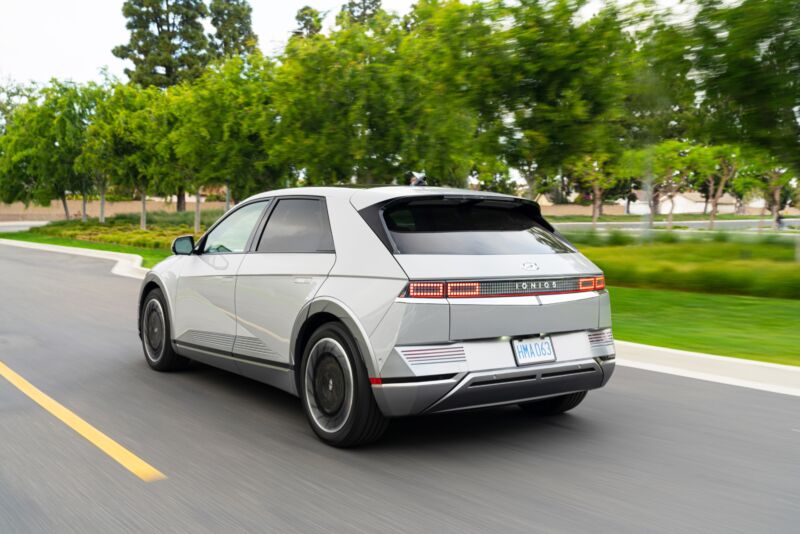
[203, 201, 268, 254]
[257, 198, 335, 253]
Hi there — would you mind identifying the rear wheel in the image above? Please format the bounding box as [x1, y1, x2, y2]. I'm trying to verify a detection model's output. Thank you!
[140, 288, 189, 371]
[300, 322, 388, 447]
[518, 391, 587, 416]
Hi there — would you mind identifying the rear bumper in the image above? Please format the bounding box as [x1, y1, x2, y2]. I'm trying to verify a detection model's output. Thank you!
[373, 357, 615, 416]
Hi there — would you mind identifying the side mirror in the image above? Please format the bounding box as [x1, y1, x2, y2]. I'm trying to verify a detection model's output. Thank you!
[171, 235, 195, 255]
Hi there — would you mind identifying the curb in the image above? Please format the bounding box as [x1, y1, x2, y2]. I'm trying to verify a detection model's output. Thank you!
[615, 340, 800, 397]
[0, 239, 149, 279]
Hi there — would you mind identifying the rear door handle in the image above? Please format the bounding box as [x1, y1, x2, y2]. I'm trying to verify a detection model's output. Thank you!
[293, 277, 311, 284]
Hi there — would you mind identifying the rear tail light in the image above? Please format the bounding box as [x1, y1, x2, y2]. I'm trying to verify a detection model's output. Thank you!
[447, 281, 481, 297]
[594, 275, 605, 290]
[408, 281, 446, 298]
[579, 278, 596, 291]
[402, 276, 606, 299]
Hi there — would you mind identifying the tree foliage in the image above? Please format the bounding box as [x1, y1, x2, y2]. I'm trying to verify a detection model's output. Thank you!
[113, 0, 211, 88]
[209, 0, 258, 58]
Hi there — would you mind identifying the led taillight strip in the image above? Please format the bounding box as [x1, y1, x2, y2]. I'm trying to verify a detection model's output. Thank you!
[405, 276, 605, 299]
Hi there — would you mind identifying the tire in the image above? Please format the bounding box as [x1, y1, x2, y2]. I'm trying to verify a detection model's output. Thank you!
[299, 322, 388, 447]
[518, 391, 587, 416]
[140, 288, 189, 372]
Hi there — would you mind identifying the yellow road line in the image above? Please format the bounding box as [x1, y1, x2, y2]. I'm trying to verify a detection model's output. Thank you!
[0, 361, 166, 482]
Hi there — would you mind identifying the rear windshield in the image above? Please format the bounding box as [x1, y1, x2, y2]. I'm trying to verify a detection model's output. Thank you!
[382, 198, 573, 255]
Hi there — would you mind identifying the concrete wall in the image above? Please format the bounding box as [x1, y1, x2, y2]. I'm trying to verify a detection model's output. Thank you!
[0, 200, 229, 221]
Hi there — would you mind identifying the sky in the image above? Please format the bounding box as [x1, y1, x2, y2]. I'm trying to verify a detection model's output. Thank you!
[0, 0, 416, 84]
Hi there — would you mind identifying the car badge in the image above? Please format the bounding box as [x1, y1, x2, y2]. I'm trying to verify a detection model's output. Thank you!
[521, 262, 540, 271]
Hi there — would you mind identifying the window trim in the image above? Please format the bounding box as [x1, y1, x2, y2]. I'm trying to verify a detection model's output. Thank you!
[250, 195, 336, 254]
[195, 198, 272, 255]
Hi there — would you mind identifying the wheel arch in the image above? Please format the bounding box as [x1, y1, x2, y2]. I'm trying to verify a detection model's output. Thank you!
[137, 274, 174, 341]
[291, 297, 378, 393]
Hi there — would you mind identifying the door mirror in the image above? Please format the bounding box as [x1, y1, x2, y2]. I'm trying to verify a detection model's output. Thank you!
[172, 235, 195, 255]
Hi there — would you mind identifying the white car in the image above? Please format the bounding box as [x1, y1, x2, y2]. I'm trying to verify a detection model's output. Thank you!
[138, 187, 615, 446]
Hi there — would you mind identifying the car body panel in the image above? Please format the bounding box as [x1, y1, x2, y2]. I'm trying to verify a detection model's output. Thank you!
[173, 254, 243, 364]
[235, 253, 335, 366]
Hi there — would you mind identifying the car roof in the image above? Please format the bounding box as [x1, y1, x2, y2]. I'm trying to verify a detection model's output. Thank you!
[243, 185, 516, 210]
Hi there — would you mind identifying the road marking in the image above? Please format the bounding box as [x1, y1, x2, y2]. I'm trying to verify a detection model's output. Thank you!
[0, 361, 165, 482]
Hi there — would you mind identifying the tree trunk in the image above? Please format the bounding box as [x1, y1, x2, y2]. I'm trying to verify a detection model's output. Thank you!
[194, 186, 202, 235]
[646, 189, 658, 228]
[591, 183, 602, 229]
[704, 177, 713, 215]
[225, 181, 231, 212]
[709, 169, 732, 230]
[709, 197, 718, 230]
[61, 195, 70, 221]
[667, 194, 676, 230]
[771, 185, 781, 230]
[524, 173, 537, 201]
[177, 187, 186, 212]
[99, 181, 106, 224]
[81, 190, 87, 223]
[140, 192, 147, 231]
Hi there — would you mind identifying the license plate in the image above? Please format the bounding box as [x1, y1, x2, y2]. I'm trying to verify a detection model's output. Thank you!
[512, 336, 556, 366]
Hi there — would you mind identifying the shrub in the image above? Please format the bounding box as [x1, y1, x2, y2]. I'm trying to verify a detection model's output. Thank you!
[607, 230, 634, 246]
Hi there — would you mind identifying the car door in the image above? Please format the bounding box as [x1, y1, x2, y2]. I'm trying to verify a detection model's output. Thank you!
[172, 199, 270, 372]
[234, 197, 336, 369]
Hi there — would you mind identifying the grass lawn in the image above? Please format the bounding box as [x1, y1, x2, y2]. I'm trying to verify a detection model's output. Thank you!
[2, 232, 171, 268]
[609, 286, 800, 365]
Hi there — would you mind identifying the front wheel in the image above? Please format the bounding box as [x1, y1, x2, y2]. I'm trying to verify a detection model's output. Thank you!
[300, 322, 388, 447]
[518, 391, 587, 416]
[140, 288, 189, 372]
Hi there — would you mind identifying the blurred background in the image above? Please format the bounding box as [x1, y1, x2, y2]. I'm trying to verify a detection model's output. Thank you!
[0, 0, 798, 364]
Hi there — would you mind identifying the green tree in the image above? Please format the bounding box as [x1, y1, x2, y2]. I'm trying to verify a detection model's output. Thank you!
[503, 0, 633, 200]
[394, 0, 502, 186]
[209, 0, 258, 58]
[743, 150, 795, 229]
[0, 81, 97, 221]
[617, 140, 692, 229]
[293, 6, 323, 38]
[80, 84, 164, 229]
[342, 0, 382, 24]
[113, 0, 210, 88]
[273, 11, 404, 185]
[689, 145, 743, 229]
[694, 0, 800, 171]
[75, 84, 114, 223]
[569, 153, 617, 228]
[167, 55, 281, 232]
[0, 81, 35, 134]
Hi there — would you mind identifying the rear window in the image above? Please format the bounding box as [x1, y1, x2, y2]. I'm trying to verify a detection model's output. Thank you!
[382, 198, 573, 255]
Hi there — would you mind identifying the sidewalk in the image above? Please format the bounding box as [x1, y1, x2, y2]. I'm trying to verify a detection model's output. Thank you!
[1, 238, 798, 396]
[0, 221, 49, 233]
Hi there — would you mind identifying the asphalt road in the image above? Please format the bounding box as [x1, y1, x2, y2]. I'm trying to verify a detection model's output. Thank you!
[1, 245, 798, 533]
